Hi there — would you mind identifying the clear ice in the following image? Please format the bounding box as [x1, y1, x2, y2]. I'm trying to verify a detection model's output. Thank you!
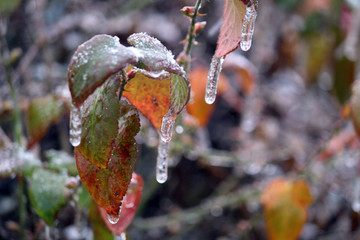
[240, 3, 257, 51]
[205, 56, 224, 104]
[107, 213, 119, 224]
[353, 178, 360, 212]
[114, 232, 127, 240]
[156, 138, 169, 184]
[160, 113, 176, 143]
[69, 104, 82, 147]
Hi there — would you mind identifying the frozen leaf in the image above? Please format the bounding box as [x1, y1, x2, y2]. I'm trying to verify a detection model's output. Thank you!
[128, 33, 185, 77]
[46, 150, 77, 176]
[187, 67, 228, 127]
[75, 101, 140, 216]
[27, 96, 64, 149]
[77, 77, 121, 169]
[68, 34, 137, 107]
[215, 0, 258, 58]
[99, 173, 144, 234]
[261, 178, 313, 240]
[28, 169, 70, 226]
[123, 70, 190, 131]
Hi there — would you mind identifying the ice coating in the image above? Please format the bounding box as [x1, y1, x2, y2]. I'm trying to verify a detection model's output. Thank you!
[240, 3, 257, 51]
[114, 232, 127, 240]
[160, 113, 176, 142]
[205, 56, 224, 104]
[107, 213, 120, 224]
[156, 138, 169, 184]
[69, 104, 82, 147]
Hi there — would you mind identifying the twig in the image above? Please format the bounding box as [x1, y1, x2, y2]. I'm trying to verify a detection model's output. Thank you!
[133, 187, 260, 229]
[185, 0, 202, 56]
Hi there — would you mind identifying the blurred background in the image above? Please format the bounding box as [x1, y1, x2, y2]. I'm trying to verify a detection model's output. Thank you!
[1, 0, 360, 239]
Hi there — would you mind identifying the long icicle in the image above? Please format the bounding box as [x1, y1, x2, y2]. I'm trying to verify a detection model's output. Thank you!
[205, 56, 224, 104]
[156, 137, 169, 184]
[69, 104, 82, 147]
[240, 2, 257, 51]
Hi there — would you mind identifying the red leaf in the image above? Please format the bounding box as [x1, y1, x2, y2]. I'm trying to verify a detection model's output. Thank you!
[99, 173, 144, 234]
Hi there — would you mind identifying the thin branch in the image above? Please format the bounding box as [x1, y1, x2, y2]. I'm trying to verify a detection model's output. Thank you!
[185, 0, 202, 56]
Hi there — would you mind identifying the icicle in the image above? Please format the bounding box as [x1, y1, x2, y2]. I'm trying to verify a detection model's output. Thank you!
[114, 232, 127, 240]
[160, 113, 176, 142]
[69, 104, 82, 147]
[107, 213, 119, 225]
[352, 177, 360, 212]
[156, 138, 169, 184]
[240, 3, 257, 51]
[205, 56, 224, 104]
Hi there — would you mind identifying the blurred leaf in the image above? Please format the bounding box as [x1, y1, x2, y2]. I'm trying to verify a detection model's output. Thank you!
[77, 77, 121, 169]
[186, 67, 228, 127]
[28, 168, 70, 226]
[351, 80, 360, 137]
[68, 34, 137, 107]
[124, 71, 190, 131]
[261, 178, 313, 240]
[274, 0, 303, 10]
[128, 33, 185, 76]
[99, 173, 144, 235]
[46, 150, 77, 176]
[27, 96, 64, 149]
[215, 0, 258, 58]
[78, 185, 93, 210]
[333, 56, 355, 104]
[75, 101, 140, 216]
[0, 0, 21, 15]
[89, 200, 114, 240]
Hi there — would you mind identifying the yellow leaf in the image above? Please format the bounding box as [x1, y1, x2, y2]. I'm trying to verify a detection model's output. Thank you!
[261, 178, 313, 240]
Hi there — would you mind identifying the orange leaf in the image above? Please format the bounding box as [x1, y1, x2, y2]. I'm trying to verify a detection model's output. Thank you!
[123, 73, 170, 130]
[261, 178, 313, 240]
[186, 67, 228, 127]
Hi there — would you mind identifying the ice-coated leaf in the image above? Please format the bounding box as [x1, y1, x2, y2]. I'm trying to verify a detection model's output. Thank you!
[123, 70, 190, 131]
[27, 95, 64, 149]
[28, 168, 70, 226]
[77, 77, 121, 169]
[99, 173, 144, 234]
[215, 0, 258, 58]
[75, 101, 140, 216]
[127, 33, 186, 77]
[46, 150, 77, 176]
[187, 67, 228, 127]
[261, 178, 313, 240]
[68, 34, 137, 107]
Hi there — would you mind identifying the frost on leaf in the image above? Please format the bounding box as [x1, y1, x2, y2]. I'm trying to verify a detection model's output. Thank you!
[123, 70, 190, 132]
[75, 101, 140, 217]
[68, 34, 137, 107]
[77, 77, 121, 169]
[99, 173, 144, 234]
[215, 0, 258, 58]
[128, 33, 186, 77]
[27, 95, 64, 149]
[261, 178, 313, 240]
[28, 168, 70, 226]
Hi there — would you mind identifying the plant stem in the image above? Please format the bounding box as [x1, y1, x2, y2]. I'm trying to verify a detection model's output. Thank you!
[118, 71, 127, 100]
[185, 0, 202, 56]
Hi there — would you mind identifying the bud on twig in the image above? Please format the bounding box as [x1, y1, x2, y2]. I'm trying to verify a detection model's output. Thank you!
[194, 21, 207, 36]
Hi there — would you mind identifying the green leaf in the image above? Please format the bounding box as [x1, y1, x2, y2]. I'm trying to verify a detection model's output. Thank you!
[46, 150, 77, 176]
[75, 101, 140, 216]
[77, 77, 121, 169]
[170, 73, 190, 114]
[68, 34, 137, 107]
[27, 96, 64, 149]
[28, 169, 70, 226]
[89, 201, 114, 240]
[0, 0, 21, 15]
[127, 33, 186, 77]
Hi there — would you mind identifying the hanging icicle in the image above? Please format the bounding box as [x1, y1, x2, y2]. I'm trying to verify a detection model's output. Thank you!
[69, 104, 82, 147]
[156, 138, 169, 184]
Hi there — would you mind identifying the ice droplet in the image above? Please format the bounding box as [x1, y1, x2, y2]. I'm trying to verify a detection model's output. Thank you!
[160, 113, 176, 142]
[114, 232, 127, 240]
[69, 104, 82, 147]
[156, 138, 169, 184]
[107, 213, 119, 224]
[240, 3, 257, 51]
[205, 56, 224, 104]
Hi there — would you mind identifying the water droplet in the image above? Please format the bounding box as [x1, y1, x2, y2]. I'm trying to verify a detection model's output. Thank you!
[156, 139, 169, 184]
[69, 104, 82, 147]
[107, 213, 119, 224]
[240, 4, 257, 51]
[160, 114, 176, 142]
[114, 232, 127, 240]
[205, 56, 224, 104]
